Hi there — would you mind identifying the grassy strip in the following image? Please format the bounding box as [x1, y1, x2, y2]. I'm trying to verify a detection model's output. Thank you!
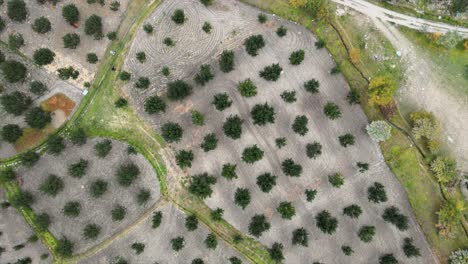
[241, 0, 468, 262]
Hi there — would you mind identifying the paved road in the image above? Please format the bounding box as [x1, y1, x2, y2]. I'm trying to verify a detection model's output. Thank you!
[332, 0, 468, 37]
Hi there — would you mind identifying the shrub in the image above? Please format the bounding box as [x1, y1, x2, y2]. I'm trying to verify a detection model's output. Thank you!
[192, 259, 205, 264]
[338, 133, 355, 147]
[367, 120, 392, 142]
[292, 115, 308, 135]
[357, 162, 369, 172]
[175, 150, 194, 169]
[63, 201, 81, 217]
[219, 50, 235, 73]
[331, 65, 341, 74]
[382, 206, 409, 231]
[163, 37, 174, 46]
[276, 25, 287, 37]
[368, 182, 387, 203]
[136, 188, 151, 206]
[268, 243, 284, 262]
[229, 257, 242, 264]
[256, 173, 276, 193]
[89, 179, 108, 198]
[127, 145, 137, 155]
[116, 163, 140, 187]
[2, 124, 22, 143]
[143, 23, 153, 33]
[289, 50, 305, 65]
[167, 80, 192, 100]
[131, 242, 145, 255]
[201, 133, 218, 152]
[1, 92, 31, 116]
[57, 66, 79, 80]
[2, 60, 27, 83]
[94, 139, 112, 158]
[161, 66, 170, 76]
[368, 75, 397, 106]
[251, 103, 275, 125]
[36, 213, 50, 230]
[379, 254, 398, 264]
[107, 32, 117, 41]
[281, 90, 296, 103]
[185, 215, 198, 231]
[111, 205, 126, 221]
[202, 21, 212, 33]
[21, 151, 40, 167]
[194, 64, 214, 86]
[11, 190, 34, 208]
[343, 204, 362, 218]
[7, 0, 27, 22]
[259, 63, 282, 81]
[32, 17, 51, 34]
[135, 77, 150, 89]
[85, 15, 103, 39]
[56, 237, 73, 257]
[171, 236, 185, 251]
[323, 102, 341, 120]
[315, 39, 326, 48]
[305, 189, 317, 202]
[342, 245, 353, 256]
[83, 224, 100, 240]
[200, 0, 213, 6]
[221, 163, 237, 180]
[115, 97, 128, 108]
[205, 233, 217, 249]
[62, 4, 79, 25]
[292, 228, 308, 247]
[238, 79, 257, 97]
[69, 128, 86, 145]
[402, 237, 420, 258]
[0, 168, 16, 183]
[234, 188, 251, 209]
[277, 201, 295, 219]
[144, 96, 166, 114]
[152, 211, 162, 228]
[136, 51, 146, 63]
[223, 115, 243, 139]
[119, 71, 131, 81]
[30, 81, 47, 95]
[242, 145, 264, 164]
[188, 173, 216, 199]
[347, 89, 360, 105]
[39, 174, 64, 197]
[328, 173, 344, 188]
[244, 35, 265, 56]
[306, 142, 322, 159]
[172, 9, 186, 24]
[210, 208, 224, 221]
[161, 122, 183, 143]
[304, 79, 320, 94]
[46, 136, 65, 155]
[275, 137, 286, 148]
[358, 225, 375, 242]
[212, 93, 232, 111]
[110, 1, 120, 11]
[248, 214, 270, 237]
[449, 249, 468, 264]
[33, 48, 55, 66]
[315, 210, 338, 234]
[87, 53, 98, 64]
[191, 110, 204, 126]
[258, 13, 267, 23]
[281, 159, 302, 177]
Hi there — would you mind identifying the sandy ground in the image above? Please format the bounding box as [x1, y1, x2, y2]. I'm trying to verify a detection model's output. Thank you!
[122, 0, 437, 263]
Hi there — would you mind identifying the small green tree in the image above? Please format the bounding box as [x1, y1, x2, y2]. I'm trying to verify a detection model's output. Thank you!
[275, 137, 286, 149]
[136, 51, 146, 63]
[256, 173, 277, 193]
[87, 53, 98, 64]
[161, 66, 170, 76]
[251, 103, 275, 125]
[161, 122, 183, 143]
[85, 15, 103, 39]
[134, 77, 150, 89]
[36, 213, 51, 230]
[234, 188, 251, 209]
[338, 133, 355, 147]
[328, 173, 344, 188]
[305, 189, 317, 202]
[347, 89, 360, 105]
[30, 81, 48, 95]
[175, 150, 194, 169]
[221, 163, 237, 180]
[292, 115, 308, 135]
[55, 237, 73, 257]
[143, 24, 153, 34]
[1, 92, 31, 115]
[32, 17, 51, 34]
[167, 80, 192, 101]
[402, 237, 420, 258]
[144, 96, 166, 114]
[89, 179, 108, 198]
[323, 102, 341, 120]
[238, 79, 257, 97]
[188, 173, 217, 199]
[136, 188, 151, 206]
[343, 204, 362, 218]
[201, 133, 218, 152]
[306, 142, 322, 159]
[205, 233, 217, 249]
[191, 110, 204, 126]
[379, 254, 398, 264]
[289, 50, 305, 65]
[2, 60, 27, 83]
[33, 48, 55, 65]
[0, 168, 16, 183]
[194, 64, 214, 86]
[172, 9, 186, 24]
[171, 237, 185, 251]
[163, 37, 174, 46]
[185, 215, 198, 231]
[211, 207, 224, 221]
[62, 4, 80, 25]
[63, 201, 81, 217]
[258, 13, 267, 23]
[242, 145, 264, 164]
[200, 0, 213, 6]
[315, 39, 326, 48]
[39, 174, 64, 197]
[94, 139, 112, 158]
[119, 71, 131, 81]
[11, 190, 34, 208]
[223, 115, 243, 139]
[116, 162, 140, 187]
[277, 201, 295, 219]
[131, 242, 145, 255]
[202, 21, 212, 33]
[115, 97, 127, 108]
[281, 158, 302, 177]
[21, 151, 40, 167]
[342, 245, 354, 256]
[304, 79, 319, 94]
[69, 128, 87, 145]
[315, 210, 338, 234]
[1, 124, 23, 143]
[292, 228, 308, 247]
[280, 90, 296, 103]
[57, 66, 79, 80]
[358, 225, 376, 242]
[368, 182, 387, 203]
[382, 206, 409, 231]
[244, 35, 265, 56]
[152, 211, 162, 228]
[219, 50, 235, 73]
[83, 224, 100, 240]
[268, 243, 284, 262]
[259, 63, 282, 81]
[7, 0, 27, 22]
[248, 214, 270, 237]
[47, 136, 65, 155]
[276, 25, 287, 37]
[110, 1, 120, 11]
[212, 93, 232, 111]
[111, 205, 126, 221]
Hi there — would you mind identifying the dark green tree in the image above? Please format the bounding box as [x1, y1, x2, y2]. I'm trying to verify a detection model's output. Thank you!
[21, 151, 40, 167]
[7, 0, 27, 22]
[63, 201, 81, 217]
[8, 33, 24, 50]
[171, 9, 186, 24]
[382, 206, 409, 231]
[201, 133, 218, 152]
[259, 63, 282, 81]
[277, 201, 295, 219]
[33, 48, 55, 65]
[281, 158, 302, 177]
[242, 145, 264, 164]
[221, 163, 237, 180]
[175, 150, 194, 169]
[32, 17, 51, 33]
[39, 174, 64, 197]
[258, 13, 267, 23]
[111, 205, 126, 221]
[229, 257, 242, 264]
[134, 77, 150, 89]
[368, 182, 387, 203]
[136, 188, 151, 206]
[185, 214, 198, 231]
[36, 212, 50, 230]
[358, 225, 376, 242]
[338, 133, 355, 147]
[11, 190, 34, 208]
[89, 179, 108, 198]
[328, 173, 344, 188]
[136, 51, 146, 63]
[191, 110, 204, 126]
[204, 233, 217, 249]
[167, 80, 192, 101]
[94, 139, 112, 158]
[47, 136, 65, 155]
[2, 60, 27, 83]
[256, 173, 277, 193]
[69, 128, 87, 145]
[161, 122, 183, 143]
[62, 4, 80, 25]
[56, 237, 73, 257]
[306, 142, 322, 159]
[152, 211, 162, 228]
[2, 124, 23, 143]
[244, 35, 265, 56]
[223, 115, 243, 139]
[131, 242, 145, 255]
[210, 208, 223, 220]
[1, 92, 31, 115]
[163, 37, 174, 46]
[119, 71, 131, 81]
[30, 81, 48, 95]
[323, 102, 341, 120]
[343, 204, 362, 218]
[402, 237, 420, 258]
[292, 228, 308, 246]
[347, 89, 360, 105]
[143, 23, 153, 33]
[87, 53, 98, 64]
[315, 210, 338, 234]
[379, 254, 398, 264]
[315, 39, 326, 49]
[342, 245, 354, 256]
[289, 50, 305, 65]
[275, 137, 286, 149]
[248, 214, 270, 237]
[238, 78, 257, 97]
[144, 96, 166, 114]
[188, 173, 216, 199]
[212, 93, 232, 111]
[304, 79, 320, 94]
[219, 50, 235, 73]
[171, 237, 185, 251]
[268, 243, 284, 262]
[276, 25, 287, 37]
[116, 163, 140, 187]
[292, 115, 308, 135]
[234, 188, 251, 209]
[194, 64, 214, 86]
[83, 224, 100, 240]
[115, 97, 127, 108]
[85, 15, 103, 39]
[280, 90, 296, 103]
[251, 103, 275, 125]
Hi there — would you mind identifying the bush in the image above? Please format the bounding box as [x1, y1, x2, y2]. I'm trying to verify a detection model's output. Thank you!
[343, 204, 362, 218]
[161, 66, 170, 76]
[33, 48, 55, 66]
[280, 90, 296, 103]
[135, 77, 150, 89]
[63, 201, 81, 217]
[89, 179, 108, 198]
[259, 63, 282, 81]
[229, 257, 242, 264]
[11, 190, 34, 208]
[202, 21, 212, 33]
[56, 237, 73, 257]
[107, 31, 117, 40]
[238, 79, 257, 97]
[449, 249, 468, 264]
[328, 173, 344, 188]
[234, 188, 251, 209]
[143, 23, 153, 34]
[47, 136, 65, 155]
[39, 174, 64, 197]
[281, 158, 302, 177]
[292, 115, 308, 135]
[111, 205, 126, 221]
[276, 25, 287, 37]
[32, 17, 51, 34]
[172, 9, 186, 24]
[277, 201, 295, 219]
[251, 103, 275, 125]
[1, 92, 31, 116]
[2, 124, 22, 143]
[304, 79, 320, 94]
[161, 122, 183, 143]
[152, 211, 162, 229]
[358, 225, 375, 242]
[175, 150, 194, 169]
[292, 228, 308, 247]
[242, 145, 264, 164]
[30, 81, 47, 95]
[258, 13, 267, 23]
[62, 4, 79, 25]
[194, 64, 214, 86]
[115, 163, 140, 187]
[131, 242, 145, 255]
[315, 39, 326, 49]
[323, 102, 341, 120]
[163, 37, 174, 46]
[205, 233, 217, 249]
[167, 80, 192, 101]
[275, 137, 286, 149]
[342, 245, 354, 256]
[144, 96, 166, 114]
[171, 237, 185, 251]
[338, 133, 355, 147]
[57, 66, 79, 80]
[115, 97, 127, 108]
[366, 120, 392, 142]
[357, 162, 369, 172]
[347, 89, 360, 105]
[62, 33, 81, 49]
[368, 182, 387, 203]
[382, 206, 409, 231]
[191, 110, 204, 126]
[244, 35, 265, 56]
[110, 1, 120, 11]
[221, 163, 237, 180]
[268, 243, 284, 262]
[119, 71, 131, 81]
[69, 128, 87, 145]
[85, 15, 103, 39]
[219, 50, 235, 73]
[21, 151, 40, 167]
[256, 173, 276, 193]
[212, 93, 232, 111]
[87, 53, 98, 64]
[83, 224, 100, 240]
[201, 133, 218, 152]
[211, 208, 223, 221]
[289, 50, 305, 65]
[192, 259, 205, 264]
[223, 115, 243, 139]
[0, 168, 16, 183]
[188, 173, 216, 199]
[136, 188, 151, 206]
[136, 51, 146, 63]
[94, 139, 112, 158]
[305, 189, 317, 202]
[185, 215, 198, 231]
[248, 214, 270, 237]
[7, 0, 27, 22]
[2, 60, 27, 83]
[379, 254, 398, 264]
[306, 142, 322, 159]
[315, 210, 338, 234]
[36, 213, 50, 230]
[402, 237, 420, 258]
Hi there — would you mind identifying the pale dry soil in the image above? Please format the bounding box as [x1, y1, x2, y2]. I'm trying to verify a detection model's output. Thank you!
[122, 0, 437, 263]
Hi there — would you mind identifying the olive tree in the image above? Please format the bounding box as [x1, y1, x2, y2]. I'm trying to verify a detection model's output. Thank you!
[167, 80, 192, 101]
[188, 173, 216, 199]
[323, 102, 341, 120]
[175, 149, 194, 169]
[7, 0, 27, 22]
[238, 79, 257, 97]
[281, 158, 302, 177]
[367, 182, 387, 203]
[84, 15, 103, 39]
[292, 115, 308, 135]
[289, 49, 305, 65]
[277, 201, 295, 219]
[171, 9, 186, 24]
[144, 96, 166, 114]
[223, 115, 243, 139]
[248, 214, 270, 237]
[201, 133, 218, 152]
[259, 63, 282, 81]
[292, 228, 308, 247]
[256, 173, 277, 193]
[244, 35, 265, 56]
[242, 145, 264, 164]
[1, 60, 27, 83]
[33, 48, 55, 65]
[212, 93, 232, 111]
[161, 122, 183, 143]
[2, 124, 23, 143]
[219, 50, 235, 73]
[234, 188, 251, 209]
[315, 210, 338, 234]
[194, 64, 214, 86]
[25, 107, 51, 129]
[62, 4, 80, 25]
[116, 163, 140, 187]
[32, 17, 51, 34]
[358, 225, 376, 242]
[251, 103, 275, 125]
[1, 91, 31, 115]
